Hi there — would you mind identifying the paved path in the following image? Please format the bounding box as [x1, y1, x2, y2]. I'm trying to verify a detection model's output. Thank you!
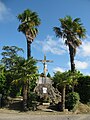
[0, 113, 90, 120]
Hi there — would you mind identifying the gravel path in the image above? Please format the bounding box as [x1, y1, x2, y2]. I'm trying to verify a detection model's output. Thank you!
[0, 112, 90, 120]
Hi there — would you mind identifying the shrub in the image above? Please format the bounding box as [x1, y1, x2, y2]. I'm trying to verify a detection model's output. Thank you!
[28, 92, 38, 110]
[29, 92, 38, 103]
[75, 76, 90, 103]
[66, 92, 80, 111]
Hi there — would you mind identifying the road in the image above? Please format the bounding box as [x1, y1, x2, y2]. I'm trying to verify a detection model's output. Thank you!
[0, 112, 90, 120]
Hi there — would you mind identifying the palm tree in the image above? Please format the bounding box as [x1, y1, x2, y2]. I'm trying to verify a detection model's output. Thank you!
[12, 57, 38, 111]
[17, 9, 40, 110]
[53, 71, 73, 111]
[53, 16, 86, 72]
[17, 9, 41, 58]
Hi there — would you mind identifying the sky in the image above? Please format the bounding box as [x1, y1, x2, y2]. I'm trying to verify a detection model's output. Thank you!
[0, 0, 90, 76]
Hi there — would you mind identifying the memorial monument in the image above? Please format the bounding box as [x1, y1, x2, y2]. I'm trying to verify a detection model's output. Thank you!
[34, 55, 61, 104]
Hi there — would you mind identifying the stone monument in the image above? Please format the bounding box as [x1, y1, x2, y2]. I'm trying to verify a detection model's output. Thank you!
[34, 55, 61, 104]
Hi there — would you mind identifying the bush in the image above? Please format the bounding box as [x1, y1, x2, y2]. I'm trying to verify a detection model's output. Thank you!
[28, 92, 38, 110]
[75, 76, 90, 103]
[9, 84, 21, 97]
[66, 92, 80, 111]
[29, 92, 38, 103]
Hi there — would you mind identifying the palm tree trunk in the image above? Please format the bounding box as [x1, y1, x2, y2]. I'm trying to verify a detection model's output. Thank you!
[69, 44, 75, 72]
[23, 83, 28, 111]
[27, 40, 32, 108]
[27, 41, 31, 59]
[69, 44, 75, 91]
[61, 85, 66, 111]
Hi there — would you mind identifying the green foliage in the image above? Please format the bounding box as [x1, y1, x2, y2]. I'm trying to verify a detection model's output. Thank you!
[12, 57, 38, 85]
[67, 70, 83, 92]
[29, 78, 37, 91]
[53, 71, 73, 89]
[53, 70, 82, 91]
[54, 16, 86, 72]
[0, 45, 39, 111]
[9, 83, 22, 97]
[29, 92, 38, 102]
[76, 76, 90, 103]
[1, 46, 24, 69]
[28, 92, 38, 110]
[54, 16, 86, 43]
[53, 71, 73, 111]
[17, 9, 41, 37]
[0, 64, 6, 94]
[1, 46, 24, 97]
[1, 45, 39, 110]
[11, 56, 39, 105]
[66, 92, 80, 111]
[52, 70, 82, 111]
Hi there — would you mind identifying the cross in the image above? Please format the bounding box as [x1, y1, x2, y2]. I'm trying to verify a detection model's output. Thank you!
[37, 55, 53, 76]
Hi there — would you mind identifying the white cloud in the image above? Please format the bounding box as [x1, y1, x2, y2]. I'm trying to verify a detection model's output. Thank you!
[75, 60, 88, 70]
[35, 34, 90, 57]
[34, 35, 67, 55]
[0, 1, 14, 21]
[81, 41, 90, 57]
[68, 60, 88, 70]
[53, 67, 65, 73]
[77, 35, 90, 57]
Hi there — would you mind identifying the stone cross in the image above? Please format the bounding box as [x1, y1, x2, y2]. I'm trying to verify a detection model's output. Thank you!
[37, 55, 53, 76]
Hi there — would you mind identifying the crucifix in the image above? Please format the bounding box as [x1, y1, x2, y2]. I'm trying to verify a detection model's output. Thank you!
[37, 55, 53, 76]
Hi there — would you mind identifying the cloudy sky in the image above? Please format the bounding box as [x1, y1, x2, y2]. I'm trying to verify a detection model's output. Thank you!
[0, 0, 90, 76]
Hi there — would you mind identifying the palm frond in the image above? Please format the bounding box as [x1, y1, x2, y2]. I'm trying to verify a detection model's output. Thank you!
[73, 18, 81, 23]
[17, 9, 41, 40]
[53, 27, 62, 37]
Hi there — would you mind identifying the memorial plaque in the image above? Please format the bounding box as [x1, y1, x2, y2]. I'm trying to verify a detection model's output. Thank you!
[43, 87, 47, 93]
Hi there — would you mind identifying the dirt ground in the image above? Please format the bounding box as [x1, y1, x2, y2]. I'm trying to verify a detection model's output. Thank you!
[0, 109, 90, 120]
[0, 102, 90, 120]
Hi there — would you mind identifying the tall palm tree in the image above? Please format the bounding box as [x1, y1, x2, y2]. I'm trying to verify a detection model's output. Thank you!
[53, 16, 86, 72]
[17, 9, 40, 110]
[17, 9, 41, 58]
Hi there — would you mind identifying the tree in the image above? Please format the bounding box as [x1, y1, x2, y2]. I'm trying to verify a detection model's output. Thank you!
[17, 9, 41, 110]
[53, 71, 72, 111]
[53, 16, 86, 72]
[17, 9, 41, 58]
[12, 57, 38, 111]
[1, 46, 24, 97]
[1, 46, 24, 69]
[47, 72, 51, 78]
[0, 64, 6, 95]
